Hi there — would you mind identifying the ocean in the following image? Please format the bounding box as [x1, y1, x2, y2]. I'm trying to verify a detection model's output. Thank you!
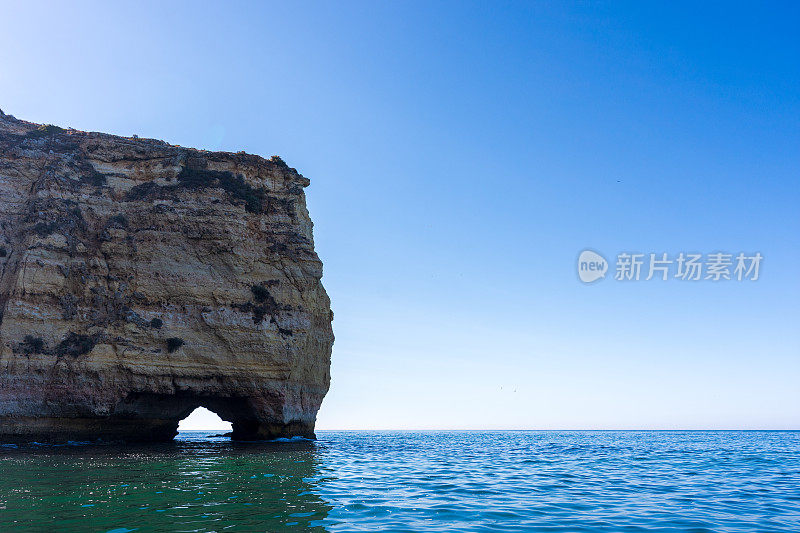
[1, 431, 798, 531]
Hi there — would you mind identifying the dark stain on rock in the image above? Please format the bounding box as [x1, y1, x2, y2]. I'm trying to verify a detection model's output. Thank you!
[55, 332, 96, 357]
[81, 170, 107, 187]
[26, 124, 65, 138]
[106, 214, 129, 229]
[176, 166, 266, 214]
[18, 335, 45, 355]
[125, 181, 160, 201]
[166, 337, 184, 353]
[125, 162, 269, 215]
[231, 282, 292, 335]
[29, 199, 86, 239]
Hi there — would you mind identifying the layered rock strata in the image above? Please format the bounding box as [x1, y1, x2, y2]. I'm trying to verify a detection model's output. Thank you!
[0, 113, 333, 442]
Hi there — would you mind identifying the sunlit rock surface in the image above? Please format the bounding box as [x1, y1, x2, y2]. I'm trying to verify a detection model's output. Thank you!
[0, 113, 333, 442]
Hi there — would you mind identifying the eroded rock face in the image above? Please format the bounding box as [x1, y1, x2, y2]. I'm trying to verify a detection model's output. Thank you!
[0, 114, 333, 442]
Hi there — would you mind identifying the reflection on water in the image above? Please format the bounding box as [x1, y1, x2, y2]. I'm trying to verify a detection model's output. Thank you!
[1, 431, 799, 532]
[0, 431, 331, 531]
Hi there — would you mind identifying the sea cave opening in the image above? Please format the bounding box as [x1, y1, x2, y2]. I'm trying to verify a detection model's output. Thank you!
[177, 406, 233, 434]
[112, 393, 272, 441]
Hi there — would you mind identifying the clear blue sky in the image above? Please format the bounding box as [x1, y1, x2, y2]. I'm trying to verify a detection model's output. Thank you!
[3, 1, 798, 430]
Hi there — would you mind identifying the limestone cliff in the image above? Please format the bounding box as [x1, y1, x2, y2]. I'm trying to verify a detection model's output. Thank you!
[0, 113, 333, 442]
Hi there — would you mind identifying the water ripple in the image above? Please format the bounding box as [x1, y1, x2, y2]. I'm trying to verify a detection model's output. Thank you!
[0, 431, 798, 531]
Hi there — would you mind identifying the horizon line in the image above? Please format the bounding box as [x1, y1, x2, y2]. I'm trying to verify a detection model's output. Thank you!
[179, 428, 800, 432]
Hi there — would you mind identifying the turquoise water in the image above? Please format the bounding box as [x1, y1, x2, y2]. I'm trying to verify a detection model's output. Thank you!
[1, 431, 799, 531]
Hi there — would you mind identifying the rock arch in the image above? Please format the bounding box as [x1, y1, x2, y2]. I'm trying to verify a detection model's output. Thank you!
[109, 393, 313, 442]
[0, 114, 333, 443]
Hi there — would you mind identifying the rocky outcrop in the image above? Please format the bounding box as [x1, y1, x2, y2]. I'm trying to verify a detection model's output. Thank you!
[0, 113, 333, 442]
